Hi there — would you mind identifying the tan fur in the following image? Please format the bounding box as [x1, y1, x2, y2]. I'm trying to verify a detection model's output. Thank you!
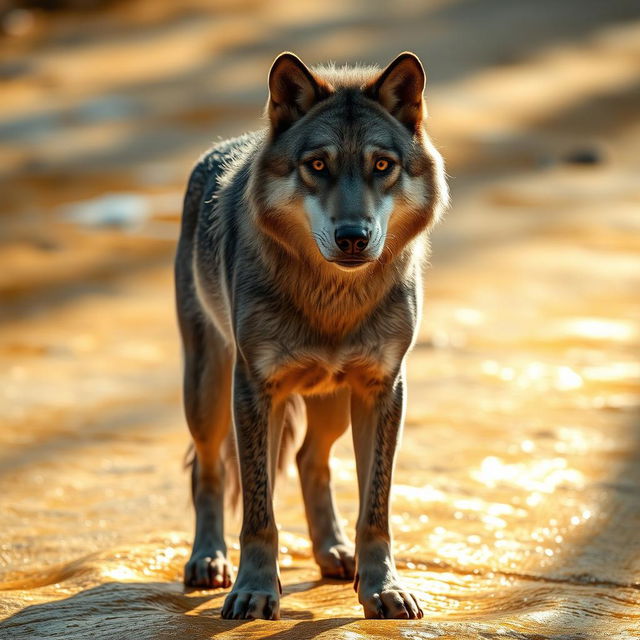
[258, 235, 403, 337]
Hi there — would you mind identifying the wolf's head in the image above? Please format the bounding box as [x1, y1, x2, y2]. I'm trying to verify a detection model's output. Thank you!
[251, 52, 449, 271]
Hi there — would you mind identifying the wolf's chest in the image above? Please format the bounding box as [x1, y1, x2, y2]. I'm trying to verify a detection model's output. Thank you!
[255, 342, 404, 402]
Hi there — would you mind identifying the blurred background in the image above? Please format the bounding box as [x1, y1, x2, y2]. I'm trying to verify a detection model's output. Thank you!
[1, 1, 639, 639]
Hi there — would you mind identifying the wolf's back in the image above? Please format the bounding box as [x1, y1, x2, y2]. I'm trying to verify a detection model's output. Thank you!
[176, 130, 264, 322]
[181, 131, 263, 240]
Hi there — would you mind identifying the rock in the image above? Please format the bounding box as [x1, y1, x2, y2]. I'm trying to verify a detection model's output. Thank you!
[563, 145, 606, 166]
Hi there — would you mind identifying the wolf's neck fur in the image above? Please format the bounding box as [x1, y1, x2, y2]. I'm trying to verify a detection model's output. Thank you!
[258, 234, 414, 338]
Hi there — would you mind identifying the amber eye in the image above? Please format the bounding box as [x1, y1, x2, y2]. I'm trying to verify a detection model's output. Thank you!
[375, 158, 391, 172]
[311, 159, 325, 172]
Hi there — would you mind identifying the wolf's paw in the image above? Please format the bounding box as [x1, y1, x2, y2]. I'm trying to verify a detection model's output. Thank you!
[184, 550, 233, 589]
[316, 543, 356, 580]
[221, 588, 280, 620]
[359, 585, 423, 619]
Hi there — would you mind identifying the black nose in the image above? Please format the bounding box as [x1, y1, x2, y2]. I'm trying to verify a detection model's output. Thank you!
[334, 226, 370, 255]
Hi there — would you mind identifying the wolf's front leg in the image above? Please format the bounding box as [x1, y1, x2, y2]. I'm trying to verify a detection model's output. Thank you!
[221, 361, 281, 620]
[351, 371, 424, 619]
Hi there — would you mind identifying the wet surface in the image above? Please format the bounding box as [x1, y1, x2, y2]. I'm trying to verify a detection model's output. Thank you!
[1, 1, 639, 638]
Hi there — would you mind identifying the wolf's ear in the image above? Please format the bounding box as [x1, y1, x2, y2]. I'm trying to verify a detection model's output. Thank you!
[365, 52, 426, 133]
[268, 52, 332, 135]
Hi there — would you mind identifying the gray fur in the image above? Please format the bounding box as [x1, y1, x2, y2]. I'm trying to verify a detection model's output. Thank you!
[175, 51, 448, 620]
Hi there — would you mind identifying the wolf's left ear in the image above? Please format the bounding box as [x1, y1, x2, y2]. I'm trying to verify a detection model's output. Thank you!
[268, 52, 332, 136]
[365, 52, 426, 133]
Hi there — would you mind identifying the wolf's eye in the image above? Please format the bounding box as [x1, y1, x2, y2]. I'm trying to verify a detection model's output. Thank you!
[374, 158, 392, 173]
[310, 159, 325, 172]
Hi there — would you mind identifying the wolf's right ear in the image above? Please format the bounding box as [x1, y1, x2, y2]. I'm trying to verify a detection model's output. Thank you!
[267, 52, 332, 136]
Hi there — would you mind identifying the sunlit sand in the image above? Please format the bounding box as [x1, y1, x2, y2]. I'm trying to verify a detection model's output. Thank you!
[1, 1, 639, 638]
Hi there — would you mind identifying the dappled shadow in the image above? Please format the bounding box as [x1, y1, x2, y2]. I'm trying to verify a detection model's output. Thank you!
[257, 618, 357, 640]
[2, 0, 638, 330]
[1, 0, 639, 180]
[432, 76, 640, 263]
[0, 399, 177, 477]
[1, 2, 639, 638]
[0, 579, 343, 639]
[0, 581, 243, 640]
[2, 14, 639, 329]
[0, 246, 172, 324]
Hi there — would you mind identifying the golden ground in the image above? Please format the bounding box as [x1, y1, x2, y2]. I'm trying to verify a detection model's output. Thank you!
[0, 1, 639, 638]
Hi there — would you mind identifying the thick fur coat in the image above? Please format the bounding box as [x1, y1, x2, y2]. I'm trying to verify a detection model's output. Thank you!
[175, 52, 448, 620]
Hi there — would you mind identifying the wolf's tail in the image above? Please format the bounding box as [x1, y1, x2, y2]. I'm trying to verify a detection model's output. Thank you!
[184, 394, 307, 514]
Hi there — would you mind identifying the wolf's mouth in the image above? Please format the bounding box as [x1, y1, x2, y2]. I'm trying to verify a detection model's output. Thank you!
[333, 258, 370, 268]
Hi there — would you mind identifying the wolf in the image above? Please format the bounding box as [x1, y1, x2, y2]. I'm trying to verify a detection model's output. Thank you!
[174, 51, 448, 620]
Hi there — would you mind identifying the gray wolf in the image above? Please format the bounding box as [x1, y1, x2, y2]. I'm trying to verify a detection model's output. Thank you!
[174, 51, 448, 620]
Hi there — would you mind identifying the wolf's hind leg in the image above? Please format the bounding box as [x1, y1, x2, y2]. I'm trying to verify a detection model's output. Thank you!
[182, 318, 233, 589]
[298, 389, 355, 580]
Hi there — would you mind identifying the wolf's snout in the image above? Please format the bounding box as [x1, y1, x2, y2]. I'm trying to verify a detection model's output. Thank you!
[334, 226, 370, 255]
